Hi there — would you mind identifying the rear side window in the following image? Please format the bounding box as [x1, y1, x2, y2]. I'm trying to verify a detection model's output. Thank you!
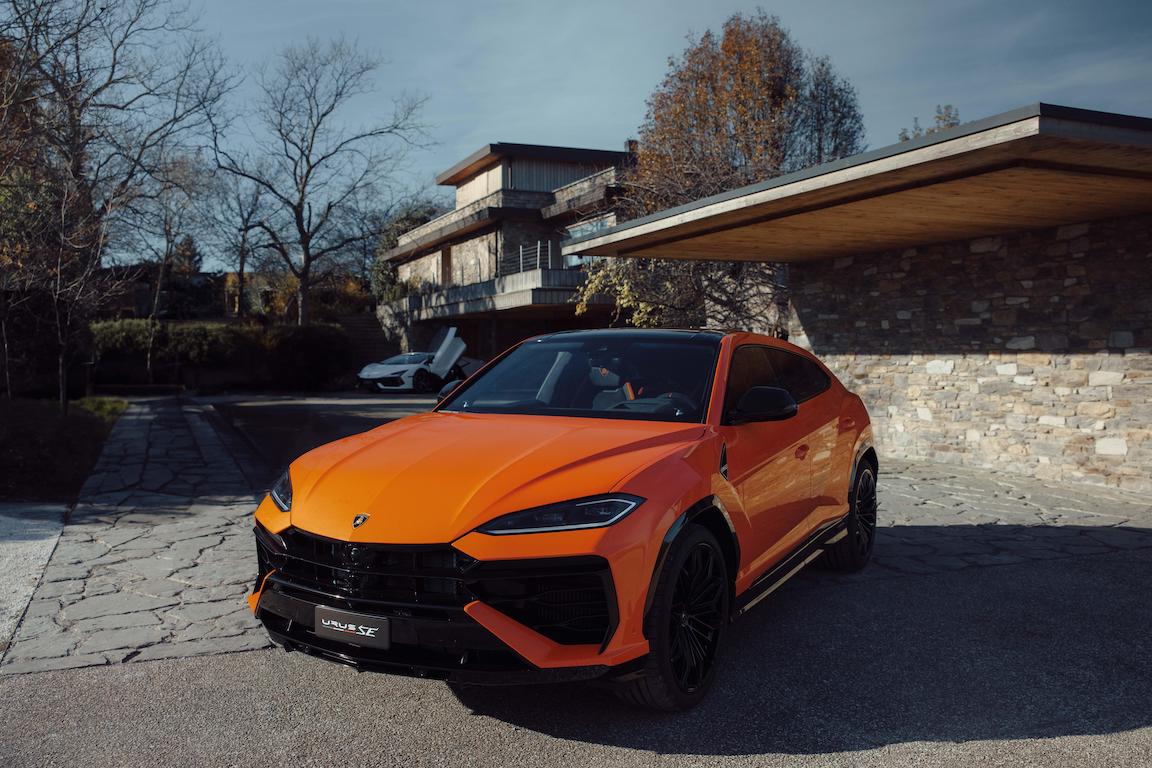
[724, 345, 831, 412]
[763, 348, 830, 403]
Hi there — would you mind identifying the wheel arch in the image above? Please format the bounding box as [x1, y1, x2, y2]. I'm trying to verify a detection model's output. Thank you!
[643, 496, 740, 624]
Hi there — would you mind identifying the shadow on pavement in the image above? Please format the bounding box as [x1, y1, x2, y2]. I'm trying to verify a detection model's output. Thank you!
[213, 400, 430, 487]
[448, 523, 1152, 755]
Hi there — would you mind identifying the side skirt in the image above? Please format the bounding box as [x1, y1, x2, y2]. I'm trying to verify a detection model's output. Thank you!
[733, 517, 848, 617]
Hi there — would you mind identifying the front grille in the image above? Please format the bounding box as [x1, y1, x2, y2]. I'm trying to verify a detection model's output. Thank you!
[373, 376, 404, 387]
[256, 526, 475, 610]
[254, 526, 617, 647]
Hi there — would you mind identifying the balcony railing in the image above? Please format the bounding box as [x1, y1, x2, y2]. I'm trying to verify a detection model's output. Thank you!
[498, 241, 561, 275]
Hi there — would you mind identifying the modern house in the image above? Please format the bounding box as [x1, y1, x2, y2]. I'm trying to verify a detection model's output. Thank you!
[378, 142, 630, 357]
[565, 104, 1152, 492]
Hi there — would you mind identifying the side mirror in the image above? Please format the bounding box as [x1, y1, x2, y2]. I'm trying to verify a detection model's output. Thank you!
[437, 380, 461, 403]
[729, 386, 797, 424]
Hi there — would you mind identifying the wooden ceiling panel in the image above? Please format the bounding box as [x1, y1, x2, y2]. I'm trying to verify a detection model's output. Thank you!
[621, 167, 1152, 262]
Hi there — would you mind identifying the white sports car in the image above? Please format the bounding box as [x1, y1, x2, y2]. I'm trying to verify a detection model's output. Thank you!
[356, 329, 483, 393]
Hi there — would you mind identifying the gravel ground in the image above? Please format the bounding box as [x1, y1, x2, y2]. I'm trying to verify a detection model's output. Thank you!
[0, 504, 65, 653]
[0, 547, 1149, 767]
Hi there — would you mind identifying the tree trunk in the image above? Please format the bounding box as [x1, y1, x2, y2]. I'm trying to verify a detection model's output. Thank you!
[146, 260, 169, 384]
[1, 317, 11, 400]
[58, 348, 68, 416]
[297, 279, 309, 326]
[236, 246, 247, 318]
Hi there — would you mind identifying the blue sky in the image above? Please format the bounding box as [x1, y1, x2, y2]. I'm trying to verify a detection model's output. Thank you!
[199, 0, 1152, 198]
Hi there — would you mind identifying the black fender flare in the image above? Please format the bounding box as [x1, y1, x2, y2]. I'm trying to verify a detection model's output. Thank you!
[850, 438, 878, 488]
[642, 495, 740, 621]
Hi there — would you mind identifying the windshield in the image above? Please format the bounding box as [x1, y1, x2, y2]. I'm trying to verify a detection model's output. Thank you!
[438, 333, 720, 423]
[382, 353, 433, 365]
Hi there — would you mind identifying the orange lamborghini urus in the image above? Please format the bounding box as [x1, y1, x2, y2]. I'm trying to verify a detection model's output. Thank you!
[249, 329, 877, 710]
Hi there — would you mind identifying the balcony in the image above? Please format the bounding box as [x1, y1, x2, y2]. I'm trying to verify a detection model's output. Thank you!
[383, 268, 608, 322]
[499, 241, 564, 275]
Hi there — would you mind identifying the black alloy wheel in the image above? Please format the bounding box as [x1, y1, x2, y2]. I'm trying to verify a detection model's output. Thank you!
[852, 466, 878, 558]
[413, 369, 436, 394]
[820, 461, 878, 571]
[617, 525, 729, 711]
[667, 540, 726, 693]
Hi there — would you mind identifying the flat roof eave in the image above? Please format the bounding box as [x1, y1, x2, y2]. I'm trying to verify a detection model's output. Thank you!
[561, 103, 1152, 262]
[435, 142, 629, 186]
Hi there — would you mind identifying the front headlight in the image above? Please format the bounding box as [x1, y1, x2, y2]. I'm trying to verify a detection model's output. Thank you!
[269, 470, 292, 512]
[478, 494, 644, 535]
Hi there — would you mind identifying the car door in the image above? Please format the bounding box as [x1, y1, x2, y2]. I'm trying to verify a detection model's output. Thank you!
[717, 345, 817, 578]
[761, 348, 841, 531]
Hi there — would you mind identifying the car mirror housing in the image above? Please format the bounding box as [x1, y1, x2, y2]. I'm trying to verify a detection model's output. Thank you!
[437, 380, 461, 402]
[729, 386, 798, 424]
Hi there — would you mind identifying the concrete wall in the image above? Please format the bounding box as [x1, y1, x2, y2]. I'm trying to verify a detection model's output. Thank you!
[787, 214, 1152, 492]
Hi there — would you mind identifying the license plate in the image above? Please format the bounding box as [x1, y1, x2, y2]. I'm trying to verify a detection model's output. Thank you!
[313, 605, 390, 649]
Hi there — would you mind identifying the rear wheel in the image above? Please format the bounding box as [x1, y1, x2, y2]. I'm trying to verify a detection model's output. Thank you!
[616, 525, 729, 711]
[820, 461, 878, 571]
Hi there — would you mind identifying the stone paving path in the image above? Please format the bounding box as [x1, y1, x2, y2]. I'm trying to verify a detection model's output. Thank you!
[0, 400, 270, 674]
[791, 459, 1152, 595]
[1, 398, 1150, 675]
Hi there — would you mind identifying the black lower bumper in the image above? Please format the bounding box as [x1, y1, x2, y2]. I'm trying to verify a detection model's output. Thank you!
[256, 579, 620, 685]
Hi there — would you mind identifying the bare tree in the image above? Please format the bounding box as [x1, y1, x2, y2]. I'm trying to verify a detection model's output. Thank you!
[213, 37, 426, 325]
[1, 0, 233, 410]
[121, 154, 206, 381]
[198, 170, 265, 317]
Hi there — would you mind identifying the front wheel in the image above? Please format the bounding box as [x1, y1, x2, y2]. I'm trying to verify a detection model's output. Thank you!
[616, 525, 729, 711]
[412, 369, 437, 394]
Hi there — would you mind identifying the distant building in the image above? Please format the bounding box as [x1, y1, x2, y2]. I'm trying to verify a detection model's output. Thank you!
[378, 142, 630, 357]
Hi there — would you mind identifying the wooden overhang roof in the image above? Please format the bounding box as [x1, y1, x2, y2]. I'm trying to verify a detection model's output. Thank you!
[560, 104, 1152, 263]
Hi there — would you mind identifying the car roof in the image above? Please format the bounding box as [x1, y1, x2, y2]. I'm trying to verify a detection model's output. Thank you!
[536, 328, 727, 344]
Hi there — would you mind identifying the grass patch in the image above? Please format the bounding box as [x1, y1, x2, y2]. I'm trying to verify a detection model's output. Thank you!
[0, 397, 128, 503]
[76, 396, 129, 423]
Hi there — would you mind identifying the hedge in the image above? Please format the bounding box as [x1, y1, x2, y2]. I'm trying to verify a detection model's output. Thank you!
[90, 320, 352, 391]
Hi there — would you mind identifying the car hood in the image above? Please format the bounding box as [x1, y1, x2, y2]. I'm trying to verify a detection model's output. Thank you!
[287, 412, 706, 543]
[358, 363, 417, 378]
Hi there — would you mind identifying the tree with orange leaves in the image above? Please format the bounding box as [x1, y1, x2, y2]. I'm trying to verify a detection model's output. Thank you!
[578, 11, 864, 332]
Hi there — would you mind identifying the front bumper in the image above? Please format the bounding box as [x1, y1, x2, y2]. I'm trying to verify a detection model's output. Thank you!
[358, 375, 411, 391]
[250, 525, 645, 684]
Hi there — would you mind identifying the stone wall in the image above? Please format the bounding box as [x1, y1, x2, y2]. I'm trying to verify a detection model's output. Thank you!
[787, 214, 1152, 492]
[451, 231, 499, 285]
[397, 249, 442, 289]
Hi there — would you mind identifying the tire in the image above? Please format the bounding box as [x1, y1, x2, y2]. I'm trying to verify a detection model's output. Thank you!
[820, 460, 878, 572]
[616, 525, 729, 711]
[412, 369, 436, 394]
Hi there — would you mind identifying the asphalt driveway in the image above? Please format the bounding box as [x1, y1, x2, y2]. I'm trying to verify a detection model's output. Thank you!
[210, 394, 435, 486]
[1, 395, 1150, 767]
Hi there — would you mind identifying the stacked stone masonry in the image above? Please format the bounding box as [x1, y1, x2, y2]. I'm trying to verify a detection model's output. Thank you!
[787, 214, 1152, 492]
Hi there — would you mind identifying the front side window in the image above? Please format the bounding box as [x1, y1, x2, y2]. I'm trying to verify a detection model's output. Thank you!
[438, 334, 720, 423]
[723, 345, 831, 415]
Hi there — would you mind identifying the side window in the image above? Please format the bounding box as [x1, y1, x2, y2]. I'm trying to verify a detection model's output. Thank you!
[764, 348, 830, 403]
[723, 346, 776, 415]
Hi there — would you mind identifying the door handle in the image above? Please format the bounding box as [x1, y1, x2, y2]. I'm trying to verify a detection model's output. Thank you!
[795, 444, 810, 460]
[840, 417, 855, 430]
